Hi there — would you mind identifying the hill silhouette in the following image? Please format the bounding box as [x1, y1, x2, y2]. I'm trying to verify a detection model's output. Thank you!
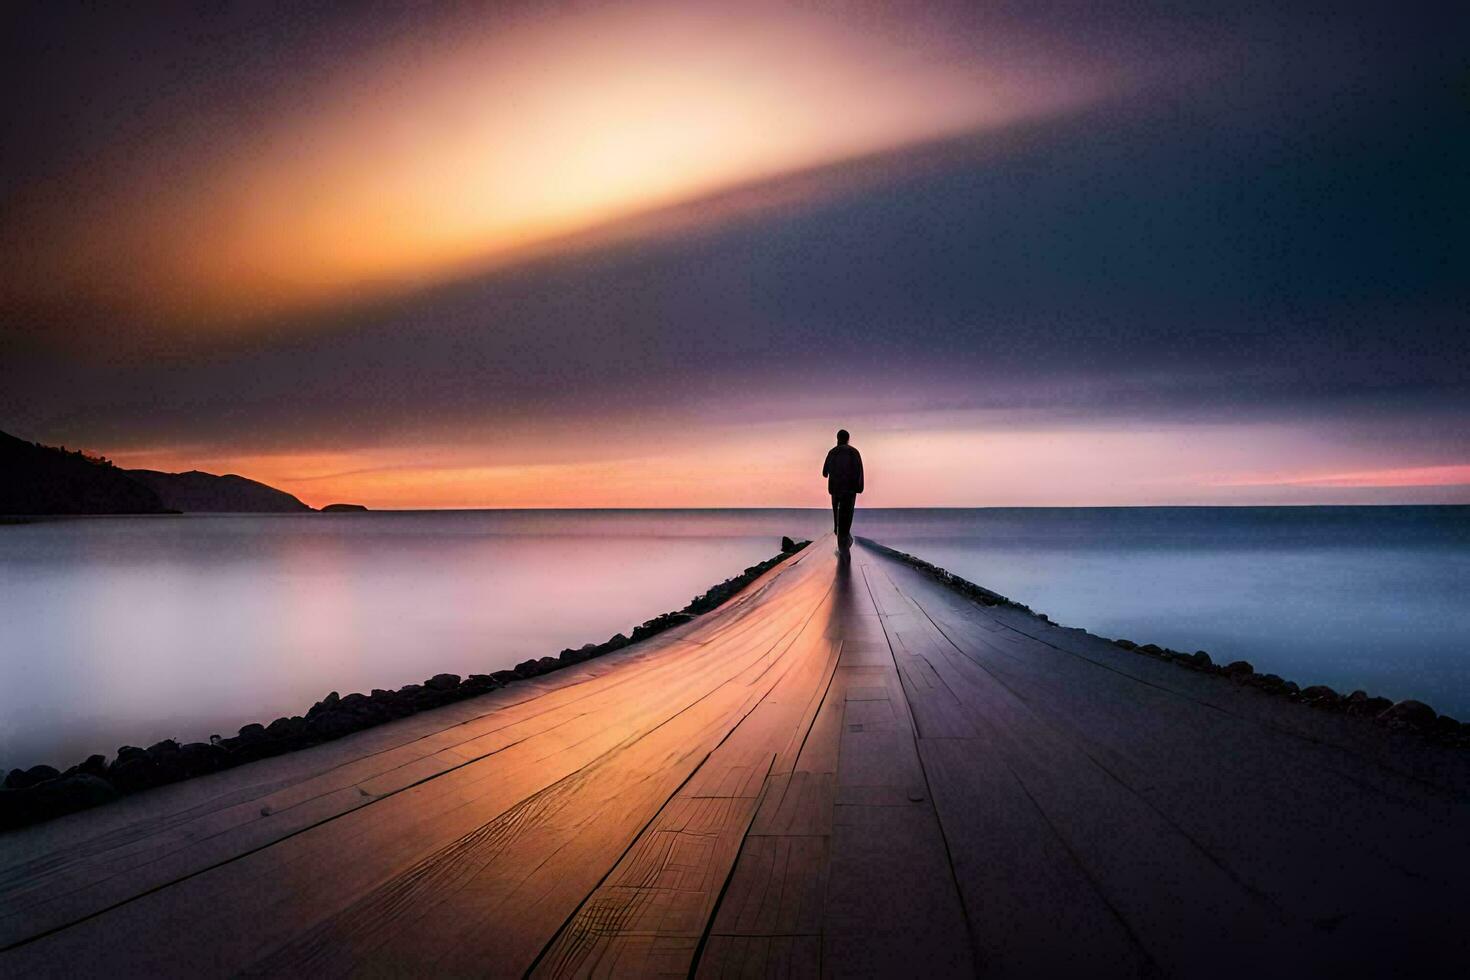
[127, 469, 310, 513]
[1, 430, 169, 515]
[1, 429, 311, 515]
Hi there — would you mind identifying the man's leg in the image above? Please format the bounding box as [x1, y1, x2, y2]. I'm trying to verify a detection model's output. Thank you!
[831, 495, 841, 535]
[838, 494, 855, 544]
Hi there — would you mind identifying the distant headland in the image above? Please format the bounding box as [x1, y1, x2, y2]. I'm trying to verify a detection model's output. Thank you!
[1, 428, 316, 515]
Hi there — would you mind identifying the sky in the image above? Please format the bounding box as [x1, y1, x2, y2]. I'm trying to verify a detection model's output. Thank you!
[2, 1, 1466, 508]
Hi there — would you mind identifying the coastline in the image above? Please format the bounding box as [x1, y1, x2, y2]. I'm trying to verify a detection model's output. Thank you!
[859, 536, 1469, 746]
[0, 536, 812, 830]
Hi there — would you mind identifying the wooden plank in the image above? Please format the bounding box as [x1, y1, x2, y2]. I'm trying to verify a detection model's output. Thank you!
[816, 552, 974, 976]
[698, 935, 819, 979]
[695, 583, 873, 979]
[533, 795, 765, 977]
[872, 555, 1470, 966]
[890, 631, 978, 739]
[532, 591, 843, 977]
[822, 802, 973, 978]
[918, 737, 1146, 978]
[708, 832, 827, 940]
[748, 772, 834, 837]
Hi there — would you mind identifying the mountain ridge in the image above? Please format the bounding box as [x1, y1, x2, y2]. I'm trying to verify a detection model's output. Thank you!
[1, 429, 313, 515]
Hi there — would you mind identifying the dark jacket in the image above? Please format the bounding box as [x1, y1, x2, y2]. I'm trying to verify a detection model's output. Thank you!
[822, 444, 864, 495]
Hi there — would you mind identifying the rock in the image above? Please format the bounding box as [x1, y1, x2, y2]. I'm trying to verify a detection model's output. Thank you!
[108, 756, 159, 792]
[410, 685, 451, 708]
[1189, 651, 1213, 669]
[238, 723, 268, 741]
[1347, 694, 1393, 717]
[177, 741, 227, 775]
[1139, 643, 1163, 656]
[1113, 639, 1137, 650]
[461, 674, 498, 694]
[266, 716, 306, 739]
[1431, 714, 1462, 738]
[1251, 673, 1286, 692]
[78, 754, 109, 777]
[4, 764, 60, 790]
[372, 688, 416, 718]
[1378, 699, 1436, 732]
[43, 773, 119, 807]
[604, 633, 630, 651]
[425, 673, 461, 691]
[115, 745, 147, 764]
[511, 656, 562, 678]
[307, 709, 362, 740]
[559, 643, 602, 665]
[307, 691, 341, 718]
[781, 535, 798, 552]
[1300, 685, 1341, 707]
[10, 773, 122, 825]
[1223, 660, 1254, 678]
[320, 503, 368, 512]
[352, 699, 392, 724]
[631, 612, 686, 641]
[491, 670, 519, 685]
[144, 740, 187, 782]
[147, 739, 181, 758]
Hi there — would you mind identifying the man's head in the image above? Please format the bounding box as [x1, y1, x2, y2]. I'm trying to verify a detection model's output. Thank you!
[836, 429, 850, 445]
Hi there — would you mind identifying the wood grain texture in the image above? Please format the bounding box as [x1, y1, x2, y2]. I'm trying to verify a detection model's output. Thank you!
[3, 535, 1468, 977]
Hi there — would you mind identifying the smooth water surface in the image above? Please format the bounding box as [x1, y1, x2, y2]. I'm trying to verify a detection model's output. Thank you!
[865, 506, 1470, 721]
[0, 511, 821, 769]
[2, 507, 1467, 769]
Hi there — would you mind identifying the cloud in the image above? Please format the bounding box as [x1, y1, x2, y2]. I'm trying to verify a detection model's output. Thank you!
[1, 1, 1465, 505]
[0, 0, 1112, 327]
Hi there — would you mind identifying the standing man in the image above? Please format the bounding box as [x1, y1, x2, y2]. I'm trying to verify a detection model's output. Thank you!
[822, 429, 864, 549]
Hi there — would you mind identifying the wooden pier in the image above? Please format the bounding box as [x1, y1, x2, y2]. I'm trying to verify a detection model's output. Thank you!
[2, 536, 1467, 976]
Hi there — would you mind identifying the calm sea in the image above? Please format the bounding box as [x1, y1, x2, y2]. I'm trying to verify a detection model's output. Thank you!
[2, 507, 1467, 769]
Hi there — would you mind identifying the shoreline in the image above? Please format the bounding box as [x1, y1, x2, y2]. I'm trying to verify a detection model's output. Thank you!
[6, 529, 1464, 831]
[0, 536, 812, 830]
[857, 536, 1469, 746]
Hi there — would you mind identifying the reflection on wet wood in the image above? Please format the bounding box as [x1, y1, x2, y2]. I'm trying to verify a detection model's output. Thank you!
[3, 536, 1468, 977]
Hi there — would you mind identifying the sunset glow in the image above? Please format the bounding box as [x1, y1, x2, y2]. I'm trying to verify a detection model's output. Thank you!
[6, 2, 1100, 325]
[1225, 465, 1470, 490]
[107, 421, 1470, 510]
[4, 2, 1465, 507]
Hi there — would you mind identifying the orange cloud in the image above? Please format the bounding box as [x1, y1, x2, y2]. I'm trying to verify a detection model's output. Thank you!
[6, 2, 1107, 328]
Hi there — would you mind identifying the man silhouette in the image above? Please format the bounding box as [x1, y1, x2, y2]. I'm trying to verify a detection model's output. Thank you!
[822, 429, 863, 549]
